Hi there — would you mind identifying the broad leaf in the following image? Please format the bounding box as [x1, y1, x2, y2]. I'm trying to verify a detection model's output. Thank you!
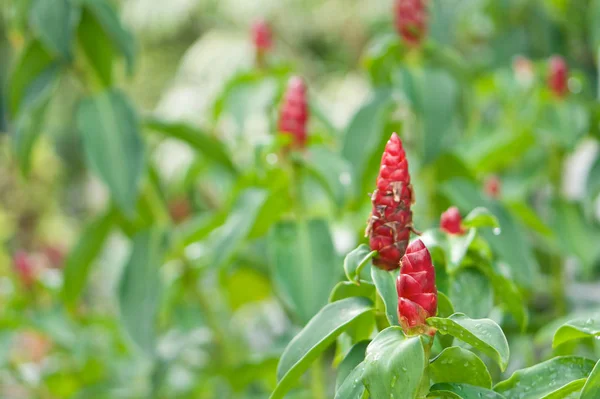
[77, 7, 114, 86]
[541, 379, 586, 399]
[269, 219, 339, 324]
[336, 341, 369, 390]
[371, 266, 399, 326]
[430, 347, 492, 388]
[494, 356, 595, 399]
[30, 0, 74, 60]
[344, 244, 376, 283]
[335, 362, 366, 399]
[428, 383, 506, 399]
[427, 313, 509, 371]
[271, 297, 373, 399]
[553, 317, 600, 348]
[77, 89, 144, 215]
[581, 359, 600, 399]
[462, 208, 499, 229]
[362, 327, 425, 399]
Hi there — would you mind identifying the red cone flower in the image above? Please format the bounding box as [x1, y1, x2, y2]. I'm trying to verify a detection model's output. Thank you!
[397, 239, 437, 333]
[440, 206, 465, 235]
[548, 56, 568, 97]
[251, 20, 273, 53]
[367, 133, 414, 270]
[394, 0, 428, 47]
[13, 251, 35, 288]
[485, 175, 501, 199]
[278, 76, 308, 148]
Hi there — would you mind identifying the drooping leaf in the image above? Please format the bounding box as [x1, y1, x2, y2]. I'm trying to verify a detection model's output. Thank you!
[344, 244, 377, 284]
[553, 317, 600, 348]
[362, 327, 425, 399]
[447, 229, 477, 273]
[581, 359, 600, 399]
[336, 341, 369, 390]
[494, 356, 595, 399]
[77, 89, 144, 215]
[269, 219, 340, 324]
[30, 0, 75, 60]
[77, 7, 114, 86]
[462, 207, 500, 229]
[371, 266, 400, 326]
[430, 347, 492, 388]
[427, 313, 510, 371]
[428, 383, 506, 399]
[271, 297, 374, 399]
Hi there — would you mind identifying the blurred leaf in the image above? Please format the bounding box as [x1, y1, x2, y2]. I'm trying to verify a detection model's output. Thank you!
[371, 267, 400, 326]
[437, 291, 454, 318]
[335, 362, 366, 399]
[344, 244, 376, 284]
[430, 347, 492, 388]
[553, 317, 600, 348]
[330, 281, 375, 303]
[427, 313, 509, 371]
[447, 229, 477, 273]
[363, 34, 402, 86]
[223, 267, 271, 311]
[506, 201, 554, 237]
[77, 7, 114, 86]
[145, 118, 236, 173]
[362, 327, 425, 399]
[591, 0, 600, 51]
[428, 383, 506, 399]
[62, 209, 114, 306]
[581, 360, 600, 399]
[494, 356, 595, 399]
[77, 89, 144, 215]
[80, 0, 135, 74]
[462, 207, 500, 229]
[30, 0, 75, 60]
[309, 97, 340, 136]
[305, 146, 353, 209]
[450, 269, 492, 319]
[587, 154, 600, 201]
[538, 103, 589, 149]
[462, 129, 535, 173]
[269, 219, 339, 324]
[341, 90, 392, 198]
[336, 341, 369, 391]
[8, 40, 54, 118]
[119, 229, 167, 353]
[489, 271, 528, 332]
[271, 297, 373, 399]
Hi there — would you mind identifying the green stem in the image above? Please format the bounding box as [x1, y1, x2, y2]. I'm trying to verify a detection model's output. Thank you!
[311, 355, 326, 399]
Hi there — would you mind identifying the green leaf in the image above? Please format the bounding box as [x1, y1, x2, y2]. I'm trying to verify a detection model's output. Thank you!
[462, 207, 499, 229]
[581, 359, 600, 399]
[447, 229, 477, 273]
[428, 383, 506, 399]
[269, 219, 340, 324]
[489, 271, 528, 331]
[30, 0, 75, 60]
[336, 341, 369, 390]
[362, 327, 425, 399]
[371, 266, 399, 326]
[62, 209, 114, 306]
[145, 118, 236, 173]
[344, 244, 377, 283]
[8, 40, 54, 118]
[430, 347, 492, 388]
[590, 0, 600, 51]
[80, 0, 135, 75]
[462, 129, 535, 173]
[207, 188, 267, 269]
[587, 154, 600, 201]
[335, 362, 366, 399]
[305, 147, 353, 209]
[541, 379, 586, 399]
[77, 7, 114, 86]
[494, 356, 595, 399]
[119, 229, 167, 353]
[330, 281, 375, 303]
[450, 269, 492, 319]
[340, 90, 392, 198]
[77, 89, 144, 215]
[427, 313, 509, 371]
[553, 317, 600, 348]
[271, 297, 374, 399]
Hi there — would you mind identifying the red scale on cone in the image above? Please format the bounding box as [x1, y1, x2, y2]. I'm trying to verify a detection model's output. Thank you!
[548, 56, 568, 98]
[394, 0, 428, 47]
[396, 239, 437, 333]
[366, 133, 414, 270]
[278, 77, 309, 148]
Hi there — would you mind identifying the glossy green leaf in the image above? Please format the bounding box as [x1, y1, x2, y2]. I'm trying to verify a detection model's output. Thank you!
[330, 281, 375, 303]
[462, 208, 499, 229]
[269, 219, 339, 324]
[62, 209, 114, 306]
[208, 188, 267, 269]
[447, 229, 476, 273]
[77, 7, 114, 86]
[335, 362, 366, 399]
[336, 341, 369, 390]
[341, 90, 392, 197]
[541, 378, 586, 399]
[494, 356, 595, 399]
[30, 0, 74, 59]
[450, 269, 492, 319]
[362, 327, 425, 399]
[553, 317, 600, 348]
[427, 313, 509, 371]
[344, 244, 377, 283]
[371, 267, 399, 326]
[305, 147, 353, 208]
[119, 229, 167, 353]
[430, 347, 492, 388]
[271, 297, 373, 399]
[581, 359, 600, 399]
[77, 89, 144, 215]
[145, 118, 236, 173]
[428, 383, 506, 399]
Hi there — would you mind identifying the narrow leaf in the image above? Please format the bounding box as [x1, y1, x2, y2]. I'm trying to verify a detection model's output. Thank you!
[371, 266, 399, 326]
[77, 8, 114, 86]
[581, 359, 600, 399]
[329, 281, 375, 303]
[335, 362, 366, 399]
[344, 244, 377, 283]
[336, 341, 369, 390]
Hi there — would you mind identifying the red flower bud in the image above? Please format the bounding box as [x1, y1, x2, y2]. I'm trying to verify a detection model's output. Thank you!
[278, 76, 309, 148]
[168, 197, 192, 224]
[484, 175, 501, 199]
[251, 20, 273, 53]
[397, 239, 437, 333]
[43, 245, 65, 269]
[394, 0, 428, 47]
[13, 251, 35, 288]
[548, 56, 568, 98]
[367, 133, 414, 270]
[440, 206, 465, 235]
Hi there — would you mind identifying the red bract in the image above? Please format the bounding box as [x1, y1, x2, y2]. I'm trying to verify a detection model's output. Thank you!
[394, 0, 428, 47]
[367, 133, 414, 270]
[13, 251, 35, 288]
[485, 175, 501, 198]
[278, 77, 308, 148]
[251, 20, 272, 53]
[548, 56, 568, 97]
[440, 206, 465, 235]
[396, 239, 437, 334]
